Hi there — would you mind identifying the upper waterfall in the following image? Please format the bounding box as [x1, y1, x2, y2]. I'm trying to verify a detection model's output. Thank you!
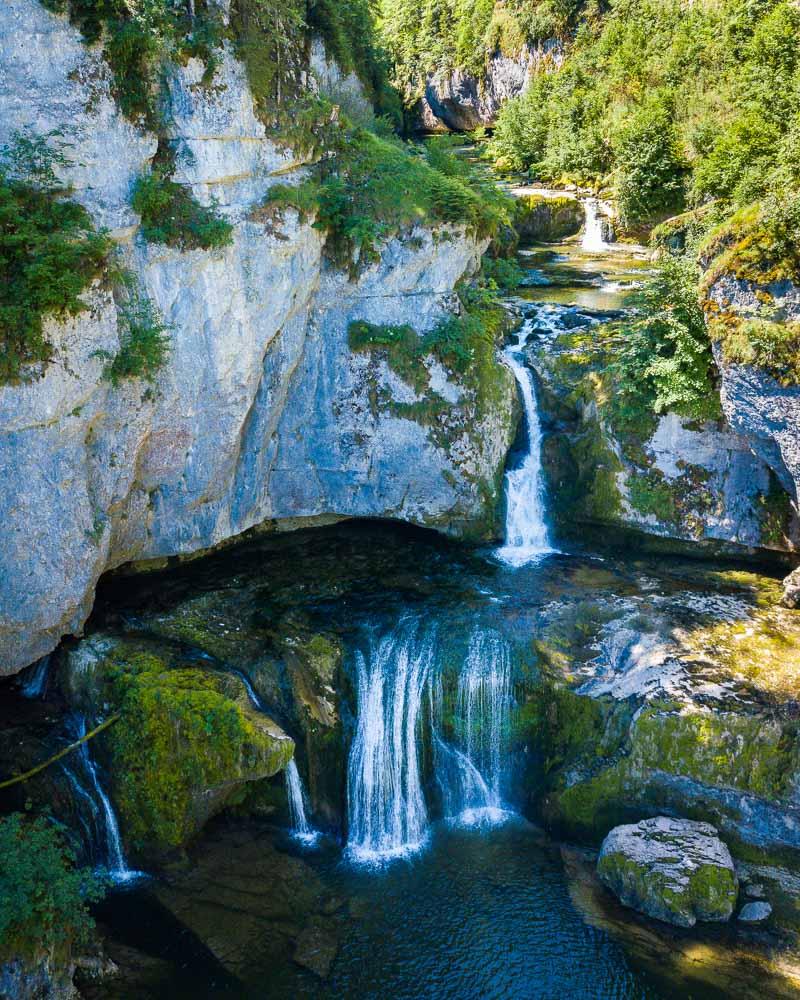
[581, 198, 610, 253]
[497, 320, 554, 566]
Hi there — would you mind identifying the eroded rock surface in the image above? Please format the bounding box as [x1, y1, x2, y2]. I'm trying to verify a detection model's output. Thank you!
[0, 1, 516, 675]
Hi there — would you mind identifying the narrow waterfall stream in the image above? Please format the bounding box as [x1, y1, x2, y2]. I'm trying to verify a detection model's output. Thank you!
[285, 759, 319, 843]
[496, 319, 554, 566]
[62, 717, 140, 884]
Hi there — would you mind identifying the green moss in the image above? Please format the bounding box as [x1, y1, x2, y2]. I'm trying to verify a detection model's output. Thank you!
[514, 194, 584, 242]
[634, 709, 797, 801]
[758, 474, 796, 547]
[718, 316, 800, 387]
[627, 470, 678, 524]
[94, 643, 293, 856]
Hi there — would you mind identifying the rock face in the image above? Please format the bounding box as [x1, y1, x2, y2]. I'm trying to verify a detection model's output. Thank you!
[419, 42, 562, 131]
[597, 817, 738, 927]
[537, 317, 797, 555]
[0, 0, 516, 675]
[513, 193, 583, 242]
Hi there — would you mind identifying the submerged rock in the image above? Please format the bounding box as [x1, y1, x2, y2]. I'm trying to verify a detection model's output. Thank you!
[597, 817, 738, 927]
[739, 901, 772, 923]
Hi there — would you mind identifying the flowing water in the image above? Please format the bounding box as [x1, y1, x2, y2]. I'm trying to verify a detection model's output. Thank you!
[346, 621, 434, 861]
[581, 197, 611, 253]
[23, 200, 790, 999]
[62, 717, 141, 884]
[497, 319, 555, 566]
[285, 759, 318, 844]
[19, 653, 51, 699]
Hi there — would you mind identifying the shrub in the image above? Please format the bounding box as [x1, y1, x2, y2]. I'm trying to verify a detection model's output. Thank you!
[132, 167, 233, 251]
[0, 813, 103, 962]
[105, 282, 171, 385]
[0, 131, 112, 383]
[614, 100, 686, 227]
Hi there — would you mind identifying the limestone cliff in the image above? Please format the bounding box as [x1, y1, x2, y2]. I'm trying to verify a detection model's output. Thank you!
[0, 0, 517, 674]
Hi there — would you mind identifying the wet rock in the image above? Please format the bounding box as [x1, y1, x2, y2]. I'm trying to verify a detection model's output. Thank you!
[739, 901, 772, 922]
[782, 566, 800, 609]
[745, 882, 766, 899]
[514, 194, 583, 243]
[293, 917, 339, 978]
[597, 817, 738, 927]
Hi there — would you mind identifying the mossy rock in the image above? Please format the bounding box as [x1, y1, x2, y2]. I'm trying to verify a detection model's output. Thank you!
[64, 636, 294, 860]
[514, 195, 584, 243]
[597, 817, 738, 927]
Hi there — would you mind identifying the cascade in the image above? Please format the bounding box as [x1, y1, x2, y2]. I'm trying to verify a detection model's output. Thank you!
[581, 198, 610, 253]
[20, 654, 51, 699]
[285, 759, 319, 844]
[346, 621, 434, 862]
[438, 630, 513, 825]
[62, 717, 140, 884]
[496, 320, 554, 566]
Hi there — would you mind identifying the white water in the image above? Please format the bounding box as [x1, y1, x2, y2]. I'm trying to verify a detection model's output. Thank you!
[65, 717, 141, 884]
[346, 622, 434, 862]
[496, 320, 554, 566]
[285, 759, 319, 844]
[581, 198, 610, 253]
[20, 654, 51, 699]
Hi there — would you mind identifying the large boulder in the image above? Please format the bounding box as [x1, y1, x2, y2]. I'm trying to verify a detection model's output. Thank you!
[597, 817, 738, 927]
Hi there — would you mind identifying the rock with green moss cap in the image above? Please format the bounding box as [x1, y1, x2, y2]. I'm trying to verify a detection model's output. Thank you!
[64, 635, 294, 860]
[597, 817, 738, 927]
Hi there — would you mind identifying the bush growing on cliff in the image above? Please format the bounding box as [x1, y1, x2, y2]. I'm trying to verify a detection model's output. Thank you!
[267, 129, 513, 272]
[105, 280, 171, 385]
[612, 250, 720, 427]
[132, 166, 233, 251]
[0, 131, 112, 383]
[0, 813, 102, 962]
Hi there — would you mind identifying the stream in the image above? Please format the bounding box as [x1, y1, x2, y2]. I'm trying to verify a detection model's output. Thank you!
[4, 208, 794, 999]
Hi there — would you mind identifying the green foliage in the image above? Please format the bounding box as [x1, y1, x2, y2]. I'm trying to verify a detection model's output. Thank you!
[105, 282, 171, 385]
[132, 165, 233, 250]
[267, 129, 514, 272]
[487, 0, 800, 228]
[0, 814, 102, 962]
[614, 100, 686, 227]
[0, 131, 112, 383]
[612, 250, 721, 426]
[43, 0, 224, 127]
[380, 0, 582, 94]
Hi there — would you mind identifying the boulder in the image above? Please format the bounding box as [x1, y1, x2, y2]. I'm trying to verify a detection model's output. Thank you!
[597, 817, 738, 927]
[782, 566, 800, 609]
[738, 901, 772, 923]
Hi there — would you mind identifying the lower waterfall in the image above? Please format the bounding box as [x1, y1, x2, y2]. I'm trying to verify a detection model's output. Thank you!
[346, 622, 434, 862]
[346, 623, 514, 862]
[497, 319, 554, 566]
[285, 759, 319, 844]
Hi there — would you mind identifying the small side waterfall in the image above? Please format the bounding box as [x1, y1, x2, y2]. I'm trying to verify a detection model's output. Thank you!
[346, 622, 434, 862]
[62, 717, 140, 884]
[497, 320, 554, 566]
[581, 197, 609, 253]
[285, 759, 319, 844]
[20, 654, 51, 699]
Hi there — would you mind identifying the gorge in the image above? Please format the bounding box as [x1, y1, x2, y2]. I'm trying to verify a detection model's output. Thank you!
[1, 0, 800, 998]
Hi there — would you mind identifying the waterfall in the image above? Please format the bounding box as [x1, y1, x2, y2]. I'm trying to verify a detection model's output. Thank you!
[62, 717, 140, 884]
[20, 654, 51, 699]
[581, 197, 609, 253]
[285, 759, 319, 844]
[443, 630, 513, 825]
[346, 621, 434, 862]
[497, 320, 554, 566]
